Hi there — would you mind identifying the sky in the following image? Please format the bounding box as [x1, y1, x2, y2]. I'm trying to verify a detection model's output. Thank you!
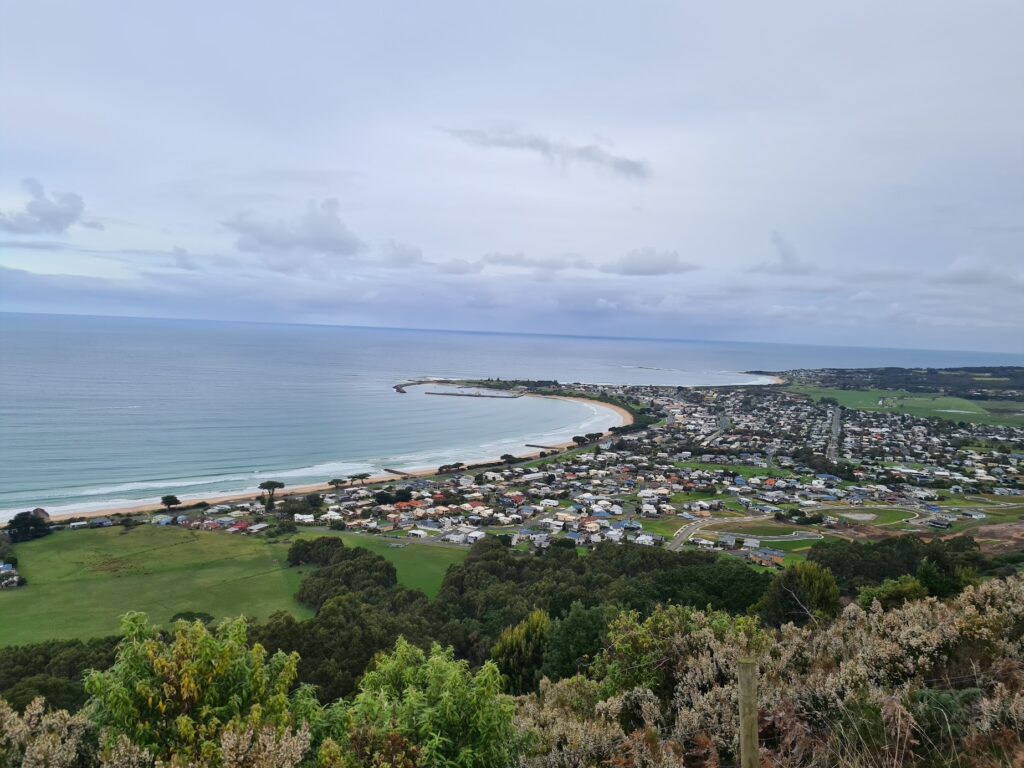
[1, 1, 1022, 352]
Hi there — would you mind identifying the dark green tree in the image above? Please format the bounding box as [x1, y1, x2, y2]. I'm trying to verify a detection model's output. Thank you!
[541, 601, 613, 682]
[490, 609, 551, 694]
[6, 511, 50, 543]
[258, 480, 285, 510]
[756, 560, 840, 627]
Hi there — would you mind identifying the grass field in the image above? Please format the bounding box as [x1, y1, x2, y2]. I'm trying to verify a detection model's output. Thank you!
[0, 526, 467, 647]
[640, 517, 686, 538]
[769, 538, 817, 553]
[705, 521, 811, 537]
[942, 504, 1024, 534]
[787, 386, 1024, 427]
[290, 530, 466, 595]
[835, 508, 917, 526]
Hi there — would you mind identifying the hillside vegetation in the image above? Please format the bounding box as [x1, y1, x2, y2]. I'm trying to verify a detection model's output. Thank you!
[2, 533, 1023, 767]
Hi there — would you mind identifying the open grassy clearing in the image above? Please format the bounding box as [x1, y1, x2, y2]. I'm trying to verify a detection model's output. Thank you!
[834, 507, 917, 526]
[0, 526, 311, 646]
[640, 517, 686, 538]
[705, 521, 811, 537]
[787, 386, 1024, 427]
[941, 505, 1024, 534]
[0, 526, 469, 647]
[768, 538, 816, 553]
[287, 530, 467, 596]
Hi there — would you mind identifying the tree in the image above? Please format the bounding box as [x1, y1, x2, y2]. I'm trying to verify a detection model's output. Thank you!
[258, 480, 285, 510]
[857, 575, 928, 610]
[160, 494, 181, 510]
[84, 613, 318, 764]
[756, 561, 841, 627]
[5, 511, 50, 543]
[304, 493, 323, 510]
[328, 478, 346, 494]
[350, 473, 371, 486]
[490, 609, 551, 694]
[541, 601, 612, 682]
[572, 435, 588, 446]
[339, 638, 522, 768]
[500, 453, 516, 464]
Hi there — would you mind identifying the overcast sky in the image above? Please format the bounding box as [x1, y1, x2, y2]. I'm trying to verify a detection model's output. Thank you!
[1, 1, 1022, 352]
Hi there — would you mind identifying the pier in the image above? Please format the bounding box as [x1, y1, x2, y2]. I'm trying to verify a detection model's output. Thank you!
[425, 391, 522, 399]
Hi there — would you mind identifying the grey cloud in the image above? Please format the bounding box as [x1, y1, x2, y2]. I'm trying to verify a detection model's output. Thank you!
[750, 231, 816, 275]
[379, 240, 424, 267]
[930, 256, 1022, 287]
[481, 251, 592, 271]
[433, 258, 484, 275]
[171, 247, 200, 271]
[0, 178, 89, 235]
[446, 128, 649, 180]
[223, 199, 365, 259]
[600, 248, 698, 276]
[0, 238, 69, 251]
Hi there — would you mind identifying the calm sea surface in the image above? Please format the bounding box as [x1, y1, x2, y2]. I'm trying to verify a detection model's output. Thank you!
[2, 313, 1022, 519]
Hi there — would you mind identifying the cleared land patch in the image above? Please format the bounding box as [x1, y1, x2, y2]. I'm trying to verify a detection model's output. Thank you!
[705, 521, 811, 537]
[787, 386, 1024, 427]
[290, 530, 466, 596]
[0, 525, 468, 647]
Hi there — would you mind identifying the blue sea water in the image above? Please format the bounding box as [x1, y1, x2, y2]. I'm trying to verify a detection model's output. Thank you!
[2, 313, 1022, 520]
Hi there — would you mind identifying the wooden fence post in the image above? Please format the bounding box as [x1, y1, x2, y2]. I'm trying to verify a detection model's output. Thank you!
[738, 658, 758, 768]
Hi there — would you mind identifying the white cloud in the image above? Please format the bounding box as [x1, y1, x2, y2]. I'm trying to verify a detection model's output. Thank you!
[223, 199, 364, 259]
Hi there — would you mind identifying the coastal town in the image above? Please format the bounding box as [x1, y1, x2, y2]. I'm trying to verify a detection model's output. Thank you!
[5, 370, 1022, 590]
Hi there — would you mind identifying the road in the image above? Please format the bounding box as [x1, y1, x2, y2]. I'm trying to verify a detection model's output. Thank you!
[826, 407, 841, 463]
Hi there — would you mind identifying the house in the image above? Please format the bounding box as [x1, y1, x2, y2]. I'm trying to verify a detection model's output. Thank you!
[466, 530, 487, 543]
[90, 517, 113, 528]
[748, 548, 785, 568]
[68, 521, 89, 530]
[247, 523, 270, 534]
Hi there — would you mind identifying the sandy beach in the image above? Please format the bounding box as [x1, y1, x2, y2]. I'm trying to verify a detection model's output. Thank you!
[45, 394, 633, 523]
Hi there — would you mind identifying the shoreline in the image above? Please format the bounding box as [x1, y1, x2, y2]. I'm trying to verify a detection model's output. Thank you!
[41, 393, 633, 523]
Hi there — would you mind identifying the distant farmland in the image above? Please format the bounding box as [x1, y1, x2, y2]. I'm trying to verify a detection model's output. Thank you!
[787, 385, 1024, 427]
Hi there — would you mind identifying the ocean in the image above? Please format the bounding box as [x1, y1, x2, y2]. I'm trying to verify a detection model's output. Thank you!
[2, 312, 1022, 520]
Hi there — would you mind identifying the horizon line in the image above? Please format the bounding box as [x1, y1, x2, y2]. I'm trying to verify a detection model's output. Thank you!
[1, 309, 1022, 359]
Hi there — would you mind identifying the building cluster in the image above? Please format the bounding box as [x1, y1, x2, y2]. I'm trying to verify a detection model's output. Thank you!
[17, 380, 1023, 569]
